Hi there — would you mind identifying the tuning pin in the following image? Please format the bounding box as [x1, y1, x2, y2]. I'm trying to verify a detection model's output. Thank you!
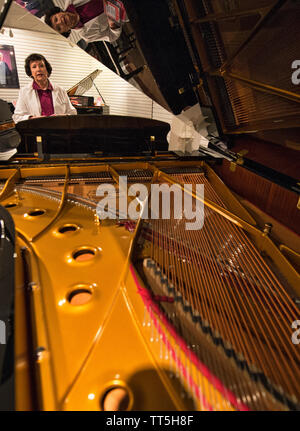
[183, 299, 192, 313]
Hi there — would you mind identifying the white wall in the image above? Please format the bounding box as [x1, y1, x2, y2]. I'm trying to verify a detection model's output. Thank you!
[0, 27, 174, 124]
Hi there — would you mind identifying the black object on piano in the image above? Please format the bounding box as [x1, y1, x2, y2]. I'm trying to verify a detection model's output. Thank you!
[0, 99, 20, 159]
[68, 95, 95, 107]
[69, 95, 103, 115]
[15, 115, 169, 157]
[0, 205, 15, 411]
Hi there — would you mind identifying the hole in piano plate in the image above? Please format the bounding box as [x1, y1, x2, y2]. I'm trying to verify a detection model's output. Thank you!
[28, 209, 46, 217]
[101, 386, 131, 411]
[4, 203, 17, 208]
[72, 248, 95, 262]
[68, 288, 92, 306]
[58, 224, 80, 234]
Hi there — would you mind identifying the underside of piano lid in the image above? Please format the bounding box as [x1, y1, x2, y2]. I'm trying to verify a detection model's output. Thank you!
[119, 0, 300, 133]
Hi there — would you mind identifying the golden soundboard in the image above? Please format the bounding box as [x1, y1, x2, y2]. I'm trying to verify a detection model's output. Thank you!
[0, 155, 298, 411]
[0, 0, 299, 411]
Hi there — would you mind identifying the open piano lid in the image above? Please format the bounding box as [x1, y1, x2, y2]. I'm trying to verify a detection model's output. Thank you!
[120, 0, 300, 136]
[3, 1, 299, 192]
[4, 0, 300, 141]
[61, 0, 300, 145]
[67, 69, 101, 96]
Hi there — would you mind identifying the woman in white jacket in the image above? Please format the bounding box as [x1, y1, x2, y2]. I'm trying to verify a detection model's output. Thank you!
[13, 53, 76, 124]
[44, 0, 123, 44]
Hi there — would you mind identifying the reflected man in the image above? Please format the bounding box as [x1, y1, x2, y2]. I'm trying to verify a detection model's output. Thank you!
[45, 0, 127, 43]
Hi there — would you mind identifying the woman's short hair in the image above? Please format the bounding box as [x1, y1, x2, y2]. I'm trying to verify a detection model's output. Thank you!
[25, 54, 52, 77]
[44, 7, 71, 38]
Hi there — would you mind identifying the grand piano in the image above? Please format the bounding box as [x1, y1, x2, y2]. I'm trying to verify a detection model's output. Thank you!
[0, 0, 299, 412]
[67, 69, 104, 115]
